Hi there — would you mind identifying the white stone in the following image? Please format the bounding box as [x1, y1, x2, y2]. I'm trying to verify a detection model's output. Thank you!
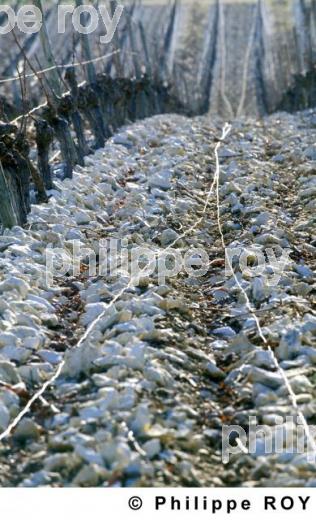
[0, 403, 10, 431]
[74, 210, 91, 225]
[143, 439, 161, 459]
[159, 229, 179, 247]
[148, 170, 172, 190]
[80, 302, 108, 327]
[38, 350, 62, 365]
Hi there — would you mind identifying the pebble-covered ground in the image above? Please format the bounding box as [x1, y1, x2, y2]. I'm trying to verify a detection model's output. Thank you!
[0, 109, 315, 487]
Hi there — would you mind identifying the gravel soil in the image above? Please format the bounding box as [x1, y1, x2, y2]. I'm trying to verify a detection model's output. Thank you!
[0, 110, 315, 487]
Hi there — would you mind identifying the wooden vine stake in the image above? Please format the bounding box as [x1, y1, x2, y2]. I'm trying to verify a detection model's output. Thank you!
[0, 160, 21, 228]
[0, 125, 31, 228]
[75, 0, 107, 148]
[33, 0, 78, 178]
